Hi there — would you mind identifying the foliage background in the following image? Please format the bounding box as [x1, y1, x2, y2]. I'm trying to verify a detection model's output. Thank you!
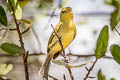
[0, 0, 120, 80]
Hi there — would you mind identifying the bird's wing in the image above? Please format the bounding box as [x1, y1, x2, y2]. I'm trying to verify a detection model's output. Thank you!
[47, 22, 63, 53]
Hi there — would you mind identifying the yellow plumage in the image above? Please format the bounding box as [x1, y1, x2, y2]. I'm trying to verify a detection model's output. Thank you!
[39, 7, 76, 80]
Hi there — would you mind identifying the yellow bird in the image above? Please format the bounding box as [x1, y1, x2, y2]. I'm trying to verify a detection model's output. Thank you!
[39, 7, 76, 79]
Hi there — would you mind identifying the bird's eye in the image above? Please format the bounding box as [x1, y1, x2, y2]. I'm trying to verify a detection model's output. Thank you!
[61, 11, 66, 13]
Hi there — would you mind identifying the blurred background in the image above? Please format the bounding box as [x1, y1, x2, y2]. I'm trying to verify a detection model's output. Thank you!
[0, 0, 120, 80]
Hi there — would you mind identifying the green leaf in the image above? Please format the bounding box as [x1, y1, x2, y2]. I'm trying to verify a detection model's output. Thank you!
[97, 70, 106, 80]
[38, 0, 53, 9]
[52, 60, 88, 68]
[18, 0, 29, 8]
[7, 0, 16, 15]
[52, 60, 65, 65]
[7, 0, 22, 20]
[18, 19, 31, 24]
[0, 5, 8, 26]
[0, 64, 13, 75]
[110, 78, 116, 80]
[67, 63, 88, 68]
[110, 44, 120, 64]
[0, 43, 25, 56]
[105, 0, 113, 5]
[109, 0, 120, 30]
[95, 25, 109, 59]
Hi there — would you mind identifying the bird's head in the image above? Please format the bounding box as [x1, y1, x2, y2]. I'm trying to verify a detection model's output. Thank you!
[60, 7, 73, 22]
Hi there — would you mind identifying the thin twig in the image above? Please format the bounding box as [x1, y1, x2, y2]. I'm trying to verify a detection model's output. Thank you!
[63, 74, 66, 80]
[51, 24, 68, 62]
[0, 27, 8, 31]
[8, 0, 24, 49]
[88, 76, 96, 78]
[0, 53, 113, 59]
[85, 67, 89, 71]
[114, 27, 120, 36]
[32, 27, 42, 53]
[67, 68, 74, 80]
[83, 59, 98, 80]
[0, 27, 16, 31]
[67, 54, 112, 59]
[22, 27, 30, 34]
[8, 0, 29, 80]
[46, 12, 111, 17]
[44, 8, 57, 30]
[48, 75, 58, 80]
[9, 28, 17, 31]
[0, 27, 25, 32]
[51, 24, 74, 80]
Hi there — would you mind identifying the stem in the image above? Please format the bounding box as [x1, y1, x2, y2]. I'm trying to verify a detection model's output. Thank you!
[51, 24, 68, 63]
[115, 27, 120, 36]
[51, 24, 74, 79]
[67, 54, 112, 59]
[63, 74, 66, 80]
[22, 27, 30, 34]
[9, 28, 17, 31]
[8, 0, 24, 48]
[8, 0, 29, 80]
[83, 59, 97, 80]
[48, 75, 58, 80]
[0, 53, 113, 59]
[44, 8, 56, 30]
[67, 68, 74, 80]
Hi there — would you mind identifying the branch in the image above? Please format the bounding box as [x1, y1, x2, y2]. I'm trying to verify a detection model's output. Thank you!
[63, 74, 66, 80]
[114, 27, 120, 36]
[46, 12, 111, 17]
[9, 28, 17, 31]
[67, 54, 112, 59]
[51, 24, 68, 62]
[8, 0, 24, 48]
[48, 75, 58, 80]
[8, 0, 29, 80]
[0, 27, 8, 31]
[44, 8, 57, 30]
[67, 68, 74, 80]
[22, 27, 30, 34]
[0, 53, 113, 59]
[51, 24, 74, 80]
[0, 27, 17, 31]
[83, 59, 97, 80]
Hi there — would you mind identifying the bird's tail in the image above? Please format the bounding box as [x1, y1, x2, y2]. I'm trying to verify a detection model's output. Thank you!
[39, 54, 52, 80]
